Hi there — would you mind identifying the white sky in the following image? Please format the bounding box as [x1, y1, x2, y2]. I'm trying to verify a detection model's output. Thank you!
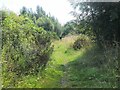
[0, 0, 75, 25]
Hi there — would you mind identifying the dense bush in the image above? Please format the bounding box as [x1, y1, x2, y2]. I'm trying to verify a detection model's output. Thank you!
[2, 11, 53, 75]
[73, 34, 91, 50]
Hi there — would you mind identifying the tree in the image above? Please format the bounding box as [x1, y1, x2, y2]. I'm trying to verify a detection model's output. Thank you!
[70, 1, 120, 88]
[70, 2, 120, 47]
[36, 5, 46, 19]
[63, 21, 76, 36]
[20, 6, 28, 16]
[52, 18, 62, 37]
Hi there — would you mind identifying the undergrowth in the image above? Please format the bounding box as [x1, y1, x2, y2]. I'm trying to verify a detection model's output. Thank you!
[2, 35, 119, 88]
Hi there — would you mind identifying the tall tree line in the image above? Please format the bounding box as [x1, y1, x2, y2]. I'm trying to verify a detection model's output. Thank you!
[20, 5, 63, 39]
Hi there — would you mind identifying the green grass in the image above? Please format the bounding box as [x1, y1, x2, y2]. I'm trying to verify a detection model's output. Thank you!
[63, 45, 118, 88]
[3, 35, 118, 88]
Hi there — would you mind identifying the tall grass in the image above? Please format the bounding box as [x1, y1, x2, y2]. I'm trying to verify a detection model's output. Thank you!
[63, 45, 118, 88]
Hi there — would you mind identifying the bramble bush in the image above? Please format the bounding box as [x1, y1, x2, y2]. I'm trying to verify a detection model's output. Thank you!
[2, 11, 53, 75]
[73, 34, 91, 50]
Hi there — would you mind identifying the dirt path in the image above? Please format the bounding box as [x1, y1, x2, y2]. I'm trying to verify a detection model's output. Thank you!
[60, 64, 68, 87]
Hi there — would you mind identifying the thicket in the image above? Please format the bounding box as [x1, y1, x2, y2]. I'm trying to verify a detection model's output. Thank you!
[1, 11, 53, 75]
[73, 34, 91, 50]
[1, 5, 65, 76]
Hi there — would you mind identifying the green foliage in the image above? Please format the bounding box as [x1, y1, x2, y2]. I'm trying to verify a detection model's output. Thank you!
[73, 34, 91, 50]
[36, 5, 46, 19]
[0, 10, 9, 24]
[62, 21, 77, 38]
[37, 36, 118, 88]
[2, 11, 53, 76]
[62, 44, 118, 88]
[20, 6, 62, 39]
[20, 6, 28, 16]
[2, 2, 119, 88]
[2, 33, 118, 88]
[70, 2, 120, 47]
[61, 20, 93, 38]
[36, 17, 54, 31]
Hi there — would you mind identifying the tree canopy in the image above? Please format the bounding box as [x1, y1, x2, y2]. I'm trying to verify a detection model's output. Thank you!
[69, 1, 120, 47]
[20, 6, 63, 38]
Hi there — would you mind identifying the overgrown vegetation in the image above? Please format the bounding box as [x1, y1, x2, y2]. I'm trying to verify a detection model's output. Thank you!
[1, 1, 120, 88]
[73, 34, 91, 50]
[70, 2, 120, 46]
[2, 36, 119, 88]
[1, 9, 55, 87]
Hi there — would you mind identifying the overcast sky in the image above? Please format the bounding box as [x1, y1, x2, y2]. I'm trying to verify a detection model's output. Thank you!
[0, 0, 75, 25]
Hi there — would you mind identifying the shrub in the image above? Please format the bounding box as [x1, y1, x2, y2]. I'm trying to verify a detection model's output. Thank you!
[73, 34, 91, 50]
[2, 12, 53, 75]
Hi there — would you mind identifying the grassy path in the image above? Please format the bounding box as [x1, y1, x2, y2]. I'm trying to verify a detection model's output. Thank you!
[43, 35, 117, 88]
[15, 35, 82, 88]
[15, 35, 117, 88]
[38, 35, 84, 88]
